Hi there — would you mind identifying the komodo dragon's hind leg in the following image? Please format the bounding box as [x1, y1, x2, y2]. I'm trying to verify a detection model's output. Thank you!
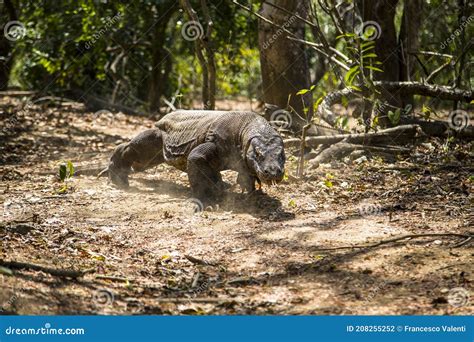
[187, 142, 223, 204]
[104, 128, 164, 188]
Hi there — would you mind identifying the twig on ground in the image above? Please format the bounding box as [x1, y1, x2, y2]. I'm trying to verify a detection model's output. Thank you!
[313, 233, 473, 251]
[185, 254, 217, 266]
[95, 275, 132, 282]
[0, 260, 95, 278]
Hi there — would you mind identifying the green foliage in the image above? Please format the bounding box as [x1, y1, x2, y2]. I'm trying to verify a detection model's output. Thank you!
[58, 161, 74, 182]
[387, 109, 401, 125]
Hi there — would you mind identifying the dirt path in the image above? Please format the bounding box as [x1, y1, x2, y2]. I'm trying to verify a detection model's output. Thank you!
[1, 97, 472, 315]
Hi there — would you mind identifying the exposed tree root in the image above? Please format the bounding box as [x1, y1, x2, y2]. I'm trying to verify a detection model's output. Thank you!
[312, 233, 473, 251]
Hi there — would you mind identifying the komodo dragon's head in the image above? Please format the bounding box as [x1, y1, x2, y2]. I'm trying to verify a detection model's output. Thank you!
[98, 143, 130, 188]
[245, 136, 285, 185]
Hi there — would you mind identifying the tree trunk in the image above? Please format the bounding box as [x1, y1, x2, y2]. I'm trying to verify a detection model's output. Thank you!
[258, 0, 312, 132]
[0, 0, 18, 90]
[398, 0, 422, 106]
[148, 1, 177, 113]
[357, 0, 402, 125]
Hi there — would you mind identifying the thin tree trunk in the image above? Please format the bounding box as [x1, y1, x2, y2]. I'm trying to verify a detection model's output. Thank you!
[0, 0, 18, 90]
[148, 1, 177, 112]
[258, 0, 312, 132]
[357, 0, 402, 125]
[200, 0, 216, 109]
[180, 0, 216, 109]
[398, 0, 422, 106]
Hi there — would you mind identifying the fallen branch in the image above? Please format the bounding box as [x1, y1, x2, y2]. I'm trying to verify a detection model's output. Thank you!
[315, 82, 473, 125]
[308, 141, 410, 168]
[185, 254, 217, 266]
[74, 165, 108, 177]
[313, 233, 473, 251]
[284, 124, 424, 148]
[95, 275, 131, 282]
[0, 260, 95, 278]
[68, 89, 146, 116]
[155, 297, 235, 303]
[0, 90, 37, 97]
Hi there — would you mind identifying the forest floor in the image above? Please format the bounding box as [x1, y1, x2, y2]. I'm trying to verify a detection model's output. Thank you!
[1, 96, 472, 315]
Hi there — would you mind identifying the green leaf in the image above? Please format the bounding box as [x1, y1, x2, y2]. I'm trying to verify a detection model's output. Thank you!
[310, 85, 316, 91]
[349, 85, 362, 92]
[324, 179, 333, 188]
[57, 184, 68, 193]
[336, 33, 356, 39]
[362, 53, 378, 59]
[344, 65, 360, 85]
[0, 266, 13, 276]
[387, 109, 401, 125]
[341, 95, 348, 107]
[288, 199, 297, 208]
[360, 41, 375, 49]
[361, 45, 376, 53]
[59, 164, 67, 182]
[66, 160, 74, 178]
[313, 95, 325, 112]
[365, 66, 384, 72]
[296, 89, 310, 95]
[373, 116, 379, 127]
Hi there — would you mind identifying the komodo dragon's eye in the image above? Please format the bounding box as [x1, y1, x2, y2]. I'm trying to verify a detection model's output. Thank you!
[254, 147, 264, 158]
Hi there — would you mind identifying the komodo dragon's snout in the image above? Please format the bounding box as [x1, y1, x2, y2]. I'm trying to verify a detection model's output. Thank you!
[245, 136, 285, 185]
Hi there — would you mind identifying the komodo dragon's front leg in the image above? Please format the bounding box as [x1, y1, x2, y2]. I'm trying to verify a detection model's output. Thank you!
[187, 142, 224, 203]
[237, 171, 261, 193]
[104, 128, 165, 188]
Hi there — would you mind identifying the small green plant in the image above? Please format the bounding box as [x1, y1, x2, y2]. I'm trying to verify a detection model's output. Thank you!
[57, 160, 74, 193]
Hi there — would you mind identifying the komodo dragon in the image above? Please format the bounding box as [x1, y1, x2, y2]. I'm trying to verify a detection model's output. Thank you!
[101, 110, 286, 203]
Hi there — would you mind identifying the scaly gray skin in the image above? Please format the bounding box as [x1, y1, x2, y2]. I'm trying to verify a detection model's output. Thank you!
[102, 110, 285, 203]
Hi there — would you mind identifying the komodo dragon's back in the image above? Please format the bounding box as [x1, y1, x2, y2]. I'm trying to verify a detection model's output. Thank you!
[156, 110, 261, 170]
